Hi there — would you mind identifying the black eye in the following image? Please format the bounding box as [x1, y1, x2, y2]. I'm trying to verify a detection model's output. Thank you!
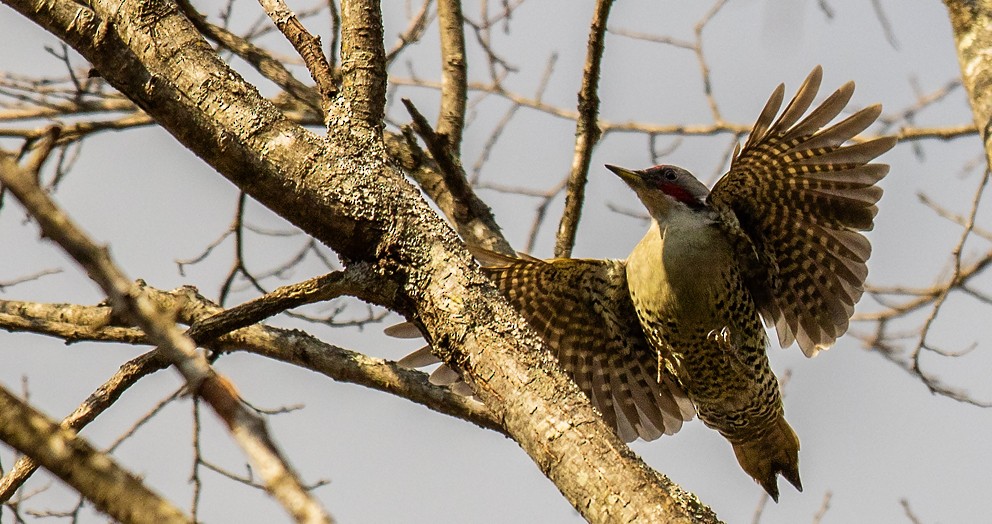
[663, 169, 678, 181]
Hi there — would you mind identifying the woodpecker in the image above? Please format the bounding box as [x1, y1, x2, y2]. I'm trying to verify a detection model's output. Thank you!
[393, 66, 894, 501]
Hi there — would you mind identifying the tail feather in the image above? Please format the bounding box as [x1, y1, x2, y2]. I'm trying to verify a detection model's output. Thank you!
[731, 415, 802, 502]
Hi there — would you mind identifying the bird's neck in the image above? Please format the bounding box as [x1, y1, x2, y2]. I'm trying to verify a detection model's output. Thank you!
[647, 199, 717, 232]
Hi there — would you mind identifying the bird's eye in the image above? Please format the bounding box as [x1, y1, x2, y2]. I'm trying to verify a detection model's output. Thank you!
[663, 169, 678, 181]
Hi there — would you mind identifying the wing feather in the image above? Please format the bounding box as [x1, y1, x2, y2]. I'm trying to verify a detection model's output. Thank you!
[480, 255, 694, 440]
[709, 66, 895, 356]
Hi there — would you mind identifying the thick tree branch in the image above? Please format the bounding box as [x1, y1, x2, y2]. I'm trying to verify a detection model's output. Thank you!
[554, 0, 613, 258]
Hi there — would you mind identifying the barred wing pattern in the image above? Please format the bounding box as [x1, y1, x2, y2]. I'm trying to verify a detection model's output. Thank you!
[476, 252, 695, 441]
[709, 66, 896, 356]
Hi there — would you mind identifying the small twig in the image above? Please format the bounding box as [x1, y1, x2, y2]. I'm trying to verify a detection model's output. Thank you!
[693, 0, 730, 123]
[326, 1, 341, 70]
[911, 169, 990, 392]
[816, 0, 835, 19]
[191, 397, 203, 520]
[871, 0, 900, 49]
[900, 498, 924, 524]
[0, 268, 62, 291]
[554, 0, 613, 258]
[105, 388, 185, 452]
[471, 52, 558, 182]
[811, 491, 833, 524]
[385, 0, 434, 65]
[750, 491, 769, 524]
[401, 98, 513, 254]
[256, 0, 337, 109]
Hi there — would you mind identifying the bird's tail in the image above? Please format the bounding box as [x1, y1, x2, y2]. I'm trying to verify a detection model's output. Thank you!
[731, 414, 802, 502]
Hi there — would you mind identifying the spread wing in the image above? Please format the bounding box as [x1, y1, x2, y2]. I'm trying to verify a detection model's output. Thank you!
[708, 66, 897, 356]
[475, 251, 694, 441]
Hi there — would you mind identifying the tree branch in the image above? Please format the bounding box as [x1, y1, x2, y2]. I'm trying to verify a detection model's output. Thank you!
[0, 348, 171, 501]
[339, 0, 387, 132]
[555, 0, 612, 257]
[436, 0, 468, 152]
[0, 286, 503, 436]
[400, 99, 514, 254]
[178, 0, 323, 115]
[0, 383, 193, 524]
[257, 0, 337, 112]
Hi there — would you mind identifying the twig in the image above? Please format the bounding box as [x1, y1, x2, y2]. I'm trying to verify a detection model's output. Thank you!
[0, 268, 62, 291]
[871, 0, 899, 49]
[553, 0, 613, 258]
[385, 0, 433, 65]
[401, 98, 514, 254]
[470, 52, 558, 181]
[812, 491, 833, 524]
[900, 498, 924, 524]
[256, 0, 337, 110]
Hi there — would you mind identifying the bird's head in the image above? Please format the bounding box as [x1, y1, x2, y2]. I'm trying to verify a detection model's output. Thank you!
[606, 164, 709, 219]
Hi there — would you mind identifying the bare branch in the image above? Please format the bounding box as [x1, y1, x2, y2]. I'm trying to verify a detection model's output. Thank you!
[0, 287, 503, 435]
[400, 99, 513, 254]
[339, 0, 387, 131]
[0, 268, 62, 291]
[385, 0, 434, 65]
[554, 0, 613, 258]
[871, 0, 900, 49]
[178, 0, 322, 115]
[0, 384, 193, 524]
[0, 349, 171, 501]
[436, 0, 468, 152]
[256, 0, 337, 110]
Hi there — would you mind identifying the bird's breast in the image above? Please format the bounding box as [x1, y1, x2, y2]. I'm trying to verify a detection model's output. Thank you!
[626, 220, 736, 322]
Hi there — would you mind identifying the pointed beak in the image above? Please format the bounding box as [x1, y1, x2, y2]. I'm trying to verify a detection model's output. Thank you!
[605, 164, 643, 188]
